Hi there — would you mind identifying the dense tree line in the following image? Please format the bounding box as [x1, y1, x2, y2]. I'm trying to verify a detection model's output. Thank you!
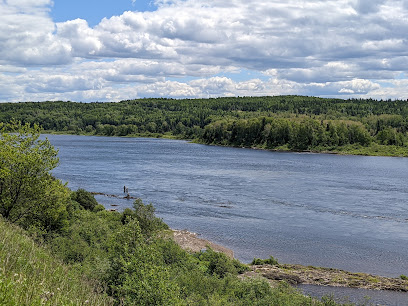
[202, 117, 372, 151]
[1, 96, 408, 154]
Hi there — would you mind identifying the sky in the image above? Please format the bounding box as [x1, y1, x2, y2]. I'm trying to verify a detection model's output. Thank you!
[1, 0, 408, 102]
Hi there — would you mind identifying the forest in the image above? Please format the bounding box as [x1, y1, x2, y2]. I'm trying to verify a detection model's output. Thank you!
[1, 95, 408, 156]
[0, 122, 346, 305]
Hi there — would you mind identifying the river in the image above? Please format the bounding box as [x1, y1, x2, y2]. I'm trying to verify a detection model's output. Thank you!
[45, 134, 408, 305]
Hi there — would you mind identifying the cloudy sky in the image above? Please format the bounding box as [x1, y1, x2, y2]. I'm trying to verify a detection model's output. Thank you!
[1, 0, 407, 102]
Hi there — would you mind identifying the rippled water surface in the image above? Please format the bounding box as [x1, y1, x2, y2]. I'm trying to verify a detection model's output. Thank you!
[47, 135, 408, 281]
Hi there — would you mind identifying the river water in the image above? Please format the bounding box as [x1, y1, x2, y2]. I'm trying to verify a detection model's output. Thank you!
[46, 135, 408, 305]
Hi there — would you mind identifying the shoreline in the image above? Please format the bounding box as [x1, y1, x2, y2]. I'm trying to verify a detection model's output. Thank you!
[246, 264, 408, 292]
[192, 140, 408, 158]
[170, 229, 408, 293]
[43, 132, 408, 158]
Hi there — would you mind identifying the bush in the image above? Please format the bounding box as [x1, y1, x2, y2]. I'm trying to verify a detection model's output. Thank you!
[121, 199, 168, 237]
[194, 248, 248, 277]
[251, 256, 279, 266]
[400, 274, 408, 280]
[50, 209, 121, 267]
[93, 204, 105, 212]
[71, 189, 98, 211]
[154, 238, 190, 266]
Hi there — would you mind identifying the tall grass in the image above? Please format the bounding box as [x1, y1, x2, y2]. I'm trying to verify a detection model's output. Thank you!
[0, 217, 113, 305]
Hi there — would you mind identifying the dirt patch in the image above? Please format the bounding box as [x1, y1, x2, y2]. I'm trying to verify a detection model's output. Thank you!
[172, 229, 234, 259]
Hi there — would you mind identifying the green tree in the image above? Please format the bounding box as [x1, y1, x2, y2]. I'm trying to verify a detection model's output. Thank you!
[376, 127, 403, 146]
[0, 122, 70, 233]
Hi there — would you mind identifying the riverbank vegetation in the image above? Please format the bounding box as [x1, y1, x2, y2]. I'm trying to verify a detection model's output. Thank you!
[1, 96, 408, 156]
[1, 123, 348, 305]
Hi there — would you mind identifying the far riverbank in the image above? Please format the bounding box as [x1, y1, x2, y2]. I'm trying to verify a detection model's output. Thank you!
[44, 130, 408, 158]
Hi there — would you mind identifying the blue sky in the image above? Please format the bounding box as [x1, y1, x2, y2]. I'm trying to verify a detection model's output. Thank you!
[1, 0, 408, 102]
[51, 0, 157, 26]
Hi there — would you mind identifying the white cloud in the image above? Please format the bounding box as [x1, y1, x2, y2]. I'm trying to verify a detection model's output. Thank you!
[1, 0, 408, 101]
[0, 0, 71, 66]
[57, 19, 102, 56]
[0, 0, 70, 66]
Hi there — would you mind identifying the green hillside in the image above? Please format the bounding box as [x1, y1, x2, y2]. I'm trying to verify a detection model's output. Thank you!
[0, 217, 113, 305]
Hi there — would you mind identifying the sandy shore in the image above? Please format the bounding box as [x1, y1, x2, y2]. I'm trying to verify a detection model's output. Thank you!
[172, 229, 234, 259]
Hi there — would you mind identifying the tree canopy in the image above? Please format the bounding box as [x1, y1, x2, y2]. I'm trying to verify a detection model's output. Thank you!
[0, 122, 70, 234]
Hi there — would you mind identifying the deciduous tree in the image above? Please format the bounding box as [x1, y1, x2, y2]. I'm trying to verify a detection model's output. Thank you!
[0, 122, 69, 233]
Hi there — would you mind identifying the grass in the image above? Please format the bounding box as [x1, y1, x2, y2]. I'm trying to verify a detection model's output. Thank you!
[0, 217, 113, 305]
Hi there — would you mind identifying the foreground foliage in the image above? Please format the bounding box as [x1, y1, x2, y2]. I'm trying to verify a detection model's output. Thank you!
[0, 122, 70, 235]
[0, 217, 113, 305]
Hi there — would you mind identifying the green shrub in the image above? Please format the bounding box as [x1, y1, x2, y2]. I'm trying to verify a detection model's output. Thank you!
[49, 209, 121, 267]
[194, 248, 248, 277]
[251, 256, 279, 265]
[93, 204, 105, 212]
[154, 238, 191, 266]
[71, 188, 98, 211]
[400, 274, 408, 280]
[252, 258, 264, 265]
[121, 199, 168, 237]
[121, 207, 135, 224]
[232, 258, 251, 274]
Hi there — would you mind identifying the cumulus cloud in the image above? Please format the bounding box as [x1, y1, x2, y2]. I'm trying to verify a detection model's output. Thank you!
[57, 19, 102, 56]
[1, 0, 408, 101]
[0, 0, 71, 66]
